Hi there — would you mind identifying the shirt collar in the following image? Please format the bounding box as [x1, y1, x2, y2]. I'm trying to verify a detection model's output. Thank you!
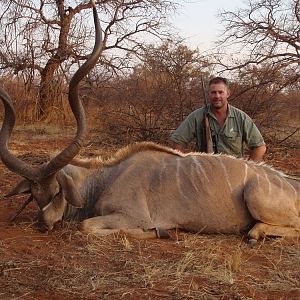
[227, 104, 235, 118]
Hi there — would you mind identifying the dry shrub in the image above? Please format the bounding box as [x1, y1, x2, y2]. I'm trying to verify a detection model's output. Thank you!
[0, 75, 77, 126]
[1, 74, 299, 149]
[0, 75, 40, 122]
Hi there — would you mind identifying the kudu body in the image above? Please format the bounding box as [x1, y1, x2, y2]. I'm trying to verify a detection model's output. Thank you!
[0, 2, 299, 244]
[54, 146, 300, 243]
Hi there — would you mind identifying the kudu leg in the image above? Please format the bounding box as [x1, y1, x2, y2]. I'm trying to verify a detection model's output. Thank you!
[244, 175, 300, 244]
[80, 214, 169, 239]
[247, 222, 300, 244]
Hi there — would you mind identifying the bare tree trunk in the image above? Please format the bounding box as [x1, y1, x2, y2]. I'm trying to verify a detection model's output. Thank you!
[0, 0, 178, 119]
[39, 1, 72, 117]
[39, 60, 61, 116]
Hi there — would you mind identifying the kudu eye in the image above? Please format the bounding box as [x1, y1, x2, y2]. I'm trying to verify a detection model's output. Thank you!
[41, 188, 62, 211]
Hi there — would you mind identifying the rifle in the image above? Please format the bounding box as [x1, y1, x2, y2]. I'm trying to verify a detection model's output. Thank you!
[200, 76, 214, 154]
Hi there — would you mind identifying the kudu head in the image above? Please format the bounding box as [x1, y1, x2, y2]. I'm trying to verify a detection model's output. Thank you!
[0, 0, 102, 231]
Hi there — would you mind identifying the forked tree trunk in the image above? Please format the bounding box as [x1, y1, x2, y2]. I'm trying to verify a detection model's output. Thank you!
[38, 0, 72, 118]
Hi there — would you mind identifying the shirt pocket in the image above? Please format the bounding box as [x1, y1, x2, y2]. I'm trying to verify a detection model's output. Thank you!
[222, 131, 243, 154]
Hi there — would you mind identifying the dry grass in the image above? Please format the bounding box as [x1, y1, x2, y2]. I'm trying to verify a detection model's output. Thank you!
[1, 223, 299, 299]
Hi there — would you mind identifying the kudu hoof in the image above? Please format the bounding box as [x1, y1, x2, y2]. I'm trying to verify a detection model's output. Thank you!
[155, 227, 170, 239]
[247, 238, 258, 245]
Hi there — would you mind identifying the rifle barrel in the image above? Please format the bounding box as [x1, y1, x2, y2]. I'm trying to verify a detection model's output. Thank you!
[201, 75, 209, 107]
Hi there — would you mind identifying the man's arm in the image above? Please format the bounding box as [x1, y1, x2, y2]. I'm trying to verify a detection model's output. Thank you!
[248, 144, 266, 162]
[170, 109, 202, 153]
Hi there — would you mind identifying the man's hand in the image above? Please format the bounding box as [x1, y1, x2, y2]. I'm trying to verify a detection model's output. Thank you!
[170, 141, 186, 153]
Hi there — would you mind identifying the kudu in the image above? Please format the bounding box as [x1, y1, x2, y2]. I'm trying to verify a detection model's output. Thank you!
[1, 3, 300, 244]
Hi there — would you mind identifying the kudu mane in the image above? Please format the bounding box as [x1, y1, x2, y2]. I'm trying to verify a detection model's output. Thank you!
[70, 141, 295, 182]
[70, 141, 185, 168]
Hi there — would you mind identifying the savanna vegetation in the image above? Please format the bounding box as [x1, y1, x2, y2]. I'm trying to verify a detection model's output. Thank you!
[0, 0, 299, 150]
[0, 1, 299, 299]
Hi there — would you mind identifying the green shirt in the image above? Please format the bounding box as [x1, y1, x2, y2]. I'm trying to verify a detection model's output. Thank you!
[170, 104, 265, 158]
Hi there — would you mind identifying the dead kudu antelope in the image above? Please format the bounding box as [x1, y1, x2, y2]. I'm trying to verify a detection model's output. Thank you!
[1, 9, 300, 245]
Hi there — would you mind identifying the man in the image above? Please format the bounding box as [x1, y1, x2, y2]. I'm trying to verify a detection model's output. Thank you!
[170, 77, 266, 162]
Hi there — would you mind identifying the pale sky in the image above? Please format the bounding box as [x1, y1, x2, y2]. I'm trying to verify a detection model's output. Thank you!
[172, 0, 247, 51]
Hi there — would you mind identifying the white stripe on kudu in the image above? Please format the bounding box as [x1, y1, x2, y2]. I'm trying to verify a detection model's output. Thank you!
[176, 158, 188, 201]
[217, 156, 232, 192]
[191, 156, 210, 183]
[243, 163, 248, 187]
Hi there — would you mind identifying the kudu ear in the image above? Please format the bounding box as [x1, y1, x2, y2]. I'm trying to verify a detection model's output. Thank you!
[56, 170, 85, 208]
[5, 179, 31, 197]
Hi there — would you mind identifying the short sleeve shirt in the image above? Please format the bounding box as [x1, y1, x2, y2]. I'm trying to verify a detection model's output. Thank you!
[170, 104, 265, 158]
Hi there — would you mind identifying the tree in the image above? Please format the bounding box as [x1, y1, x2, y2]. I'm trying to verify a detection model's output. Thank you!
[0, 0, 178, 118]
[228, 65, 287, 127]
[96, 41, 210, 144]
[215, 0, 300, 87]
[213, 0, 300, 144]
[142, 41, 210, 122]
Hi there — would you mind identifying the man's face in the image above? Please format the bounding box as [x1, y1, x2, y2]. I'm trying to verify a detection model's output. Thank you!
[208, 82, 230, 110]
